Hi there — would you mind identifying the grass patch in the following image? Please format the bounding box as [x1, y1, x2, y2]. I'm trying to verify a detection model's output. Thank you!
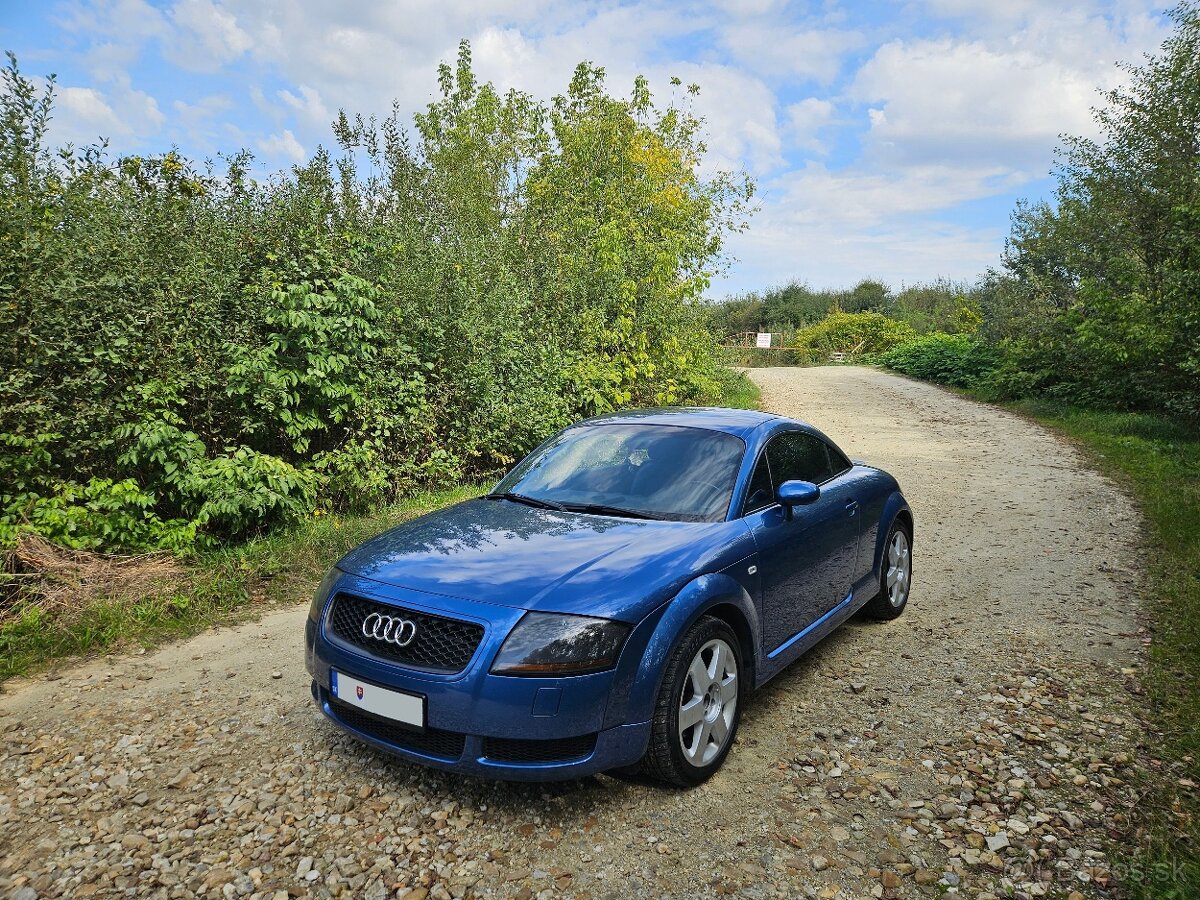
[705, 365, 762, 410]
[1007, 398, 1200, 898]
[0, 483, 483, 683]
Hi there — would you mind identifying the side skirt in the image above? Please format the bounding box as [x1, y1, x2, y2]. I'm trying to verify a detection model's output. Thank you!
[756, 584, 874, 686]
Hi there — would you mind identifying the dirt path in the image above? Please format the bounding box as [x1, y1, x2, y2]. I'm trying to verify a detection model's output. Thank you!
[1, 366, 1149, 900]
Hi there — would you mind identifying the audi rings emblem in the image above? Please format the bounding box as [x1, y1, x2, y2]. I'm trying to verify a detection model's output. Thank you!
[362, 612, 419, 647]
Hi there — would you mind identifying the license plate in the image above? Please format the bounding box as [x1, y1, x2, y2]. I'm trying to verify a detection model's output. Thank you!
[331, 670, 425, 730]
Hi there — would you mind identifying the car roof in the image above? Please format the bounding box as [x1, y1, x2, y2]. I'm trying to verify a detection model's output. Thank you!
[581, 406, 785, 438]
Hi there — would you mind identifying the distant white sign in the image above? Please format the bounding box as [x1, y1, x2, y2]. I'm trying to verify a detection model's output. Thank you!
[755, 332, 772, 349]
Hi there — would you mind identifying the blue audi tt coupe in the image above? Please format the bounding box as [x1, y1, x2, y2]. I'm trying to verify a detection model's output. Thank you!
[305, 407, 912, 785]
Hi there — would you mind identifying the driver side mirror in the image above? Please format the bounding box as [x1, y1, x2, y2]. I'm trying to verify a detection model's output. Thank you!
[777, 480, 820, 520]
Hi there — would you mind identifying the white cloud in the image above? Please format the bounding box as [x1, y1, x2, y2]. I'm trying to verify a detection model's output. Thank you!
[277, 84, 331, 128]
[248, 85, 285, 126]
[712, 159, 1025, 292]
[851, 38, 1103, 170]
[720, 213, 1003, 293]
[119, 78, 166, 127]
[471, 27, 539, 93]
[656, 62, 784, 177]
[825, 0, 1169, 234]
[56, 0, 170, 35]
[49, 79, 165, 146]
[258, 129, 306, 163]
[221, 0, 562, 118]
[719, 22, 863, 83]
[444, 13, 788, 178]
[168, 0, 253, 71]
[173, 94, 232, 118]
[55, 86, 125, 141]
[787, 98, 835, 155]
[55, 0, 172, 80]
[718, 0, 1170, 293]
[771, 162, 1017, 229]
[709, 0, 784, 14]
[171, 94, 233, 150]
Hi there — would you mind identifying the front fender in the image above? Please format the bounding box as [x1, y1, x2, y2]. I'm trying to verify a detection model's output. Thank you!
[603, 571, 759, 730]
[872, 491, 912, 579]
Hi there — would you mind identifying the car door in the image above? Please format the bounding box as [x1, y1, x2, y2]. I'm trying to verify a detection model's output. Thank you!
[744, 431, 862, 654]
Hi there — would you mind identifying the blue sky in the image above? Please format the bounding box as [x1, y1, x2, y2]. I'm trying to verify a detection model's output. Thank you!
[0, 0, 1172, 295]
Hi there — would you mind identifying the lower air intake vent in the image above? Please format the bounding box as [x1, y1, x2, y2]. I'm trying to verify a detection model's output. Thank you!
[329, 699, 465, 760]
[483, 733, 597, 763]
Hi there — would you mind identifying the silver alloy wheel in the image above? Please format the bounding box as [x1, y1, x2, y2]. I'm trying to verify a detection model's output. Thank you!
[678, 637, 738, 768]
[886, 529, 911, 607]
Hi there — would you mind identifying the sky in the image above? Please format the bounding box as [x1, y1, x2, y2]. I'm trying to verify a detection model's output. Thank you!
[0, 0, 1173, 296]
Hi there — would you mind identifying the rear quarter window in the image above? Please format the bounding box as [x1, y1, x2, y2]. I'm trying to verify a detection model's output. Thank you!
[766, 431, 835, 487]
[825, 442, 852, 478]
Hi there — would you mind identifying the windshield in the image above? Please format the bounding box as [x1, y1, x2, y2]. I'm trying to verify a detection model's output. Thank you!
[493, 423, 745, 522]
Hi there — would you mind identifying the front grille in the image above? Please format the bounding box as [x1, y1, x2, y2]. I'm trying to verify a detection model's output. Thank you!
[329, 699, 466, 760]
[483, 733, 597, 763]
[327, 593, 484, 673]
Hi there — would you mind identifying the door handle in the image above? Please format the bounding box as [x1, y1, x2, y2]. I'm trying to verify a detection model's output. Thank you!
[845, 500, 859, 517]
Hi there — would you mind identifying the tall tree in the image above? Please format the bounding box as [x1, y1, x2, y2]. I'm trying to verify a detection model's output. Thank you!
[1001, 1, 1200, 413]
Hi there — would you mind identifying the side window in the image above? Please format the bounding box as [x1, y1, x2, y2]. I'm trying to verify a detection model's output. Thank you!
[767, 431, 835, 489]
[825, 442, 852, 478]
[741, 452, 774, 515]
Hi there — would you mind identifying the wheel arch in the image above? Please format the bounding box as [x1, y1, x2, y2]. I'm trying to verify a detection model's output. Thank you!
[872, 491, 913, 579]
[608, 571, 760, 729]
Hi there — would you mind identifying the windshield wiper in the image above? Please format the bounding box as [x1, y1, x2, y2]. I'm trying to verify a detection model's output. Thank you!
[560, 502, 665, 520]
[485, 491, 567, 512]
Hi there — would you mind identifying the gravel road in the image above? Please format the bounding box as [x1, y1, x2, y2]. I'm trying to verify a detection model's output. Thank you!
[1, 366, 1149, 900]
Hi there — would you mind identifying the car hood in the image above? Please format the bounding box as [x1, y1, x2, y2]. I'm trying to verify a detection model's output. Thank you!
[336, 498, 751, 621]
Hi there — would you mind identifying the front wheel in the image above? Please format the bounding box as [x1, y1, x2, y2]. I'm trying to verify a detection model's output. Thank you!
[863, 517, 912, 620]
[641, 616, 742, 787]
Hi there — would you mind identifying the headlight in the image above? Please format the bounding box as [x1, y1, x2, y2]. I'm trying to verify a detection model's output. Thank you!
[490, 612, 631, 677]
[309, 567, 341, 622]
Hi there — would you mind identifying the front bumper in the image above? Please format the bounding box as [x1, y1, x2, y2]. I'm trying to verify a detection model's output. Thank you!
[305, 573, 656, 781]
[310, 680, 650, 780]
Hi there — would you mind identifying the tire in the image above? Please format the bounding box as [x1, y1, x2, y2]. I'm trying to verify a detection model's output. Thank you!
[641, 615, 742, 787]
[863, 517, 913, 621]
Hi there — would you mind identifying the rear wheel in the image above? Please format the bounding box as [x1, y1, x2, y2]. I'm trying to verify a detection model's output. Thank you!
[864, 518, 912, 620]
[641, 616, 742, 787]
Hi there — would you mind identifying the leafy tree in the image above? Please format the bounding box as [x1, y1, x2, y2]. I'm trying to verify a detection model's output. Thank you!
[843, 279, 889, 312]
[524, 64, 753, 412]
[998, 0, 1200, 414]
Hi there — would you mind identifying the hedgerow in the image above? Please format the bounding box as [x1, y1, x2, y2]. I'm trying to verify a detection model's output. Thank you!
[0, 45, 754, 552]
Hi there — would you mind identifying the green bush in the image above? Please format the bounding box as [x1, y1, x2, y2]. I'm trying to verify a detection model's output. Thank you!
[795, 311, 916, 356]
[876, 332, 998, 388]
[0, 45, 753, 552]
[6, 478, 197, 552]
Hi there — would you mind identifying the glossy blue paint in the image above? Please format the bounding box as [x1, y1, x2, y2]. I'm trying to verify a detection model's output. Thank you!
[777, 479, 820, 506]
[337, 500, 752, 621]
[306, 407, 911, 781]
[767, 590, 855, 659]
[585, 405, 782, 438]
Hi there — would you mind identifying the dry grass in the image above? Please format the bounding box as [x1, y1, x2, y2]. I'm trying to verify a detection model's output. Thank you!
[1, 533, 185, 625]
[0, 483, 488, 682]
